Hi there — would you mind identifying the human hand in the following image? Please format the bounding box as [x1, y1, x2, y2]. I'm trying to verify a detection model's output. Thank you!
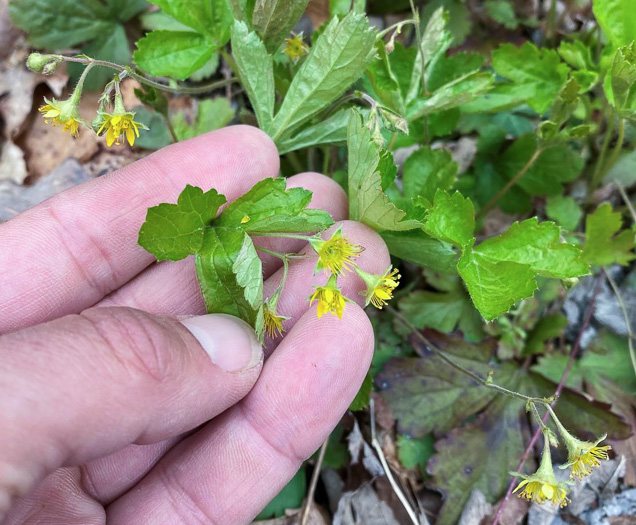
[0, 126, 390, 524]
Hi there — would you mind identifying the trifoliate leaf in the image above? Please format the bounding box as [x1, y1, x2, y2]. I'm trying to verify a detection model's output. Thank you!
[592, 0, 636, 48]
[347, 112, 422, 231]
[349, 372, 372, 411]
[173, 98, 235, 141]
[133, 30, 217, 81]
[150, 0, 232, 42]
[403, 147, 459, 202]
[215, 178, 334, 234]
[269, 13, 377, 142]
[423, 190, 475, 249]
[138, 185, 226, 261]
[195, 228, 263, 330]
[380, 230, 457, 273]
[252, 0, 310, 53]
[231, 21, 275, 131]
[545, 195, 583, 231]
[582, 203, 636, 266]
[397, 434, 435, 476]
[465, 42, 569, 114]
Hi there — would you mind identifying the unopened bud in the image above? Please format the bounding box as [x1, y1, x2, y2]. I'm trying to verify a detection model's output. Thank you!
[27, 53, 62, 75]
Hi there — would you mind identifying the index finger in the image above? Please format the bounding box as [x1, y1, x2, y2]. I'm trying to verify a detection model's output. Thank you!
[0, 126, 279, 334]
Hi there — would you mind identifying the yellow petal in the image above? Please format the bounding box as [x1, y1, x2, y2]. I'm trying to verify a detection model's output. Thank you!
[126, 127, 135, 146]
[541, 483, 554, 499]
[106, 127, 116, 147]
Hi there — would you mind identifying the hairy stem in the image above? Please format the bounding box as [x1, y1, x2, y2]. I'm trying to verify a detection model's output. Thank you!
[477, 147, 543, 219]
[386, 305, 546, 404]
[60, 56, 237, 95]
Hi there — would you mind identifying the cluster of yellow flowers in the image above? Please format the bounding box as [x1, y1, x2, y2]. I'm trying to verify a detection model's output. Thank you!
[37, 64, 146, 147]
[512, 416, 612, 507]
[262, 227, 401, 338]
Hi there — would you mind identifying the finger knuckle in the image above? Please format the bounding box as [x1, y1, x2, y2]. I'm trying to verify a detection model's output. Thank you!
[80, 307, 178, 385]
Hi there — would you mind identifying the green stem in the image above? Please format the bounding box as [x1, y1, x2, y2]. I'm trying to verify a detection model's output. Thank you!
[61, 56, 237, 95]
[164, 113, 179, 143]
[529, 402, 550, 434]
[617, 182, 636, 224]
[377, 19, 416, 39]
[477, 147, 543, 219]
[387, 305, 547, 404]
[605, 117, 626, 176]
[408, 0, 428, 96]
[603, 268, 636, 381]
[256, 232, 317, 241]
[592, 112, 616, 188]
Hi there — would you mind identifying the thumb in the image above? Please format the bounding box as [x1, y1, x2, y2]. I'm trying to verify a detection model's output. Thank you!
[0, 307, 262, 516]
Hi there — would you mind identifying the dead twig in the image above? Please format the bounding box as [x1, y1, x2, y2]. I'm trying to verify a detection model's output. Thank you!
[299, 438, 328, 525]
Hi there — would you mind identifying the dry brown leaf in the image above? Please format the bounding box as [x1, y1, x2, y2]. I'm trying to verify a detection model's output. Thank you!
[21, 91, 101, 180]
[0, 49, 68, 139]
[0, 140, 27, 183]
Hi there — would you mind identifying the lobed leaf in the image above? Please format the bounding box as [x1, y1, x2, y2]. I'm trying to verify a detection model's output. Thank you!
[582, 203, 636, 266]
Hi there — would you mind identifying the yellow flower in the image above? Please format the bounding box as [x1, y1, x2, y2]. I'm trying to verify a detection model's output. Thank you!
[97, 113, 144, 147]
[95, 93, 147, 147]
[355, 266, 401, 309]
[310, 227, 362, 275]
[38, 99, 83, 137]
[560, 434, 612, 480]
[512, 436, 570, 508]
[283, 33, 309, 63]
[309, 275, 347, 319]
[263, 302, 288, 338]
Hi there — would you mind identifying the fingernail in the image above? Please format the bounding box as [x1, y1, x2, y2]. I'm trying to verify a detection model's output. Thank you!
[181, 314, 263, 372]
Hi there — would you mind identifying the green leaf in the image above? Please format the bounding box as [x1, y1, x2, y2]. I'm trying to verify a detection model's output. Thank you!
[108, 0, 148, 21]
[349, 372, 372, 411]
[423, 190, 475, 249]
[458, 250, 537, 322]
[269, 13, 377, 141]
[592, 0, 636, 48]
[426, 51, 485, 93]
[347, 112, 422, 231]
[215, 178, 333, 234]
[173, 98, 235, 141]
[195, 228, 263, 329]
[9, 0, 112, 48]
[474, 218, 588, 278]
[380, 230, 457, 273]
[277, 109, 349, 155]
[402, 147, 458, 202]
[366, 41, 405, 114]
[582, 203, 636, 266]
[399, 286, 484, 340]
[231, 20, 275, 131]
[558, 40, 596, 71]
[497, 134, 583, 196]
[132, 106, 172, 150]
[545, 195, 583, 231]
[485, 0, 518, 29]
[133, 30, 216, 80]
[69, 23, 132, 91]
[255, 467, 306, 519]
[524, 313, 568, 354]
[138, 185, 226, 261]
[605, 149, 636, 188]
[467, 42, 570, 114]
[459, 218, 588, 320]
[252, 0, 310, 53]
[610, 43, 636, 114]
[420, 0, 472, 46]
[408, 71, 494, 120]
[149, 0, 232, 41]
[397, 434, 435, 476]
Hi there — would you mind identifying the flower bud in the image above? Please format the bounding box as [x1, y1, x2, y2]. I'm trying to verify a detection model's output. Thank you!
[27, 53, 62, 75]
